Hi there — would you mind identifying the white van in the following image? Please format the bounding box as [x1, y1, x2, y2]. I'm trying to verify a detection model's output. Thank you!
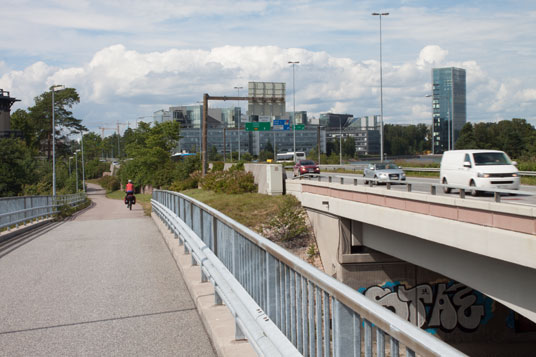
[440, 150, 520, 196]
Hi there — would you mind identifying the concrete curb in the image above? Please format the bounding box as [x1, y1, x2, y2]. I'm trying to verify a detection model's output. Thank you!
[152, 212, 256, 357]
[0, 218, 53, 243]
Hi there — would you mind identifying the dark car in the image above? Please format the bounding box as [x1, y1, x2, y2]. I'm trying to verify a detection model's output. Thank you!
[293, 160, 320, 176]
[363, 162, 406, 184]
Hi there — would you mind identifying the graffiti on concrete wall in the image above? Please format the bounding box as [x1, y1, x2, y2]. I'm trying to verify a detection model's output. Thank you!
[360, 281, 492, 332]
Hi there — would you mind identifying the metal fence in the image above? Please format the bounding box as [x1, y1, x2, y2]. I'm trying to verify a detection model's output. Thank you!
[152, 190, 465, 357]
[0, 193, 87, 231]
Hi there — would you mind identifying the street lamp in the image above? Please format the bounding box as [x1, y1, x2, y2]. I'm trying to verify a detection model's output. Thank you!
[68, 156, 73, 177]
[51, 84, 65, 198]
[80, 131, 86, 192]
[234, 86, 243, 161]
[339, 118, 343, 165]
[288, 61, 299, 162]
[372, 12, 389, 162]
[75, 149, 80, 192]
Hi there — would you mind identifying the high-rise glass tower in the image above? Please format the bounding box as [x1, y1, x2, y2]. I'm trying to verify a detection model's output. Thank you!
[432, 67, 466, 153]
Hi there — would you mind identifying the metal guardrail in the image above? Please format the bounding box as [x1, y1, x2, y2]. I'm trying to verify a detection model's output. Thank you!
[0, 193, 87, 231]
[318, 164, 536, 177]
[295, 173, 535, 203]
[152, 190, 465, 357]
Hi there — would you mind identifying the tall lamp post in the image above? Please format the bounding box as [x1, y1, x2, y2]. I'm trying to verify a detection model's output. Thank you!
[372, 12, 388, 162]
[75, 150, 80, 192]
[339, 118, 343, 165]
[234, 86, 243, 161]
[80, 131, 86, 192]
[288, 61, 299, 162]
[51, 84, 65, 198]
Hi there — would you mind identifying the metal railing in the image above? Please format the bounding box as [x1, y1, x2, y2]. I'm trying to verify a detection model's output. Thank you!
[0, 193, 87, 231]
[295, 173, 535, 204]
[318, 164, 536, 177]
[152, 190, 465, 357]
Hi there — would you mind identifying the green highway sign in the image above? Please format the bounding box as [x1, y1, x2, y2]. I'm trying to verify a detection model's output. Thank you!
[245, 122, 271, 131]
[293, 124, 305, 130]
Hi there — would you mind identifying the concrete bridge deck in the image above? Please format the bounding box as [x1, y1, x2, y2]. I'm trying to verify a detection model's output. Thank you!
[0, 184, 216, 356]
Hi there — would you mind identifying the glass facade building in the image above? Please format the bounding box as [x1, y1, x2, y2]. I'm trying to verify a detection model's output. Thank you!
[432, 67, 466, 154]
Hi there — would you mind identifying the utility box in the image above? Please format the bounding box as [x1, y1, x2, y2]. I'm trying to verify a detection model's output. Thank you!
[266, 164, 283, 196]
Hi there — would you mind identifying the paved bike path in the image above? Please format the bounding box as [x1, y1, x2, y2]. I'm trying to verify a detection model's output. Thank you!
[0, 184, 216, 356]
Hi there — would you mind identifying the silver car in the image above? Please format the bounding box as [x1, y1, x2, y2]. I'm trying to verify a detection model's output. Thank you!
[363, 163, 406, 184]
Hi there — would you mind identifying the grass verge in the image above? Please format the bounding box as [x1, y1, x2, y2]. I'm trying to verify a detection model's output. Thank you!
[182, 189, 288, 230]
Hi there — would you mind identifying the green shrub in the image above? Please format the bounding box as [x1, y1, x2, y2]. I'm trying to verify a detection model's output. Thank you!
[261, 195, 308, 242]
[199, 170, 256, 194]
[169, 174, 200, 191]
[212, 161, 225, 171]
[97, 176, 120, 193]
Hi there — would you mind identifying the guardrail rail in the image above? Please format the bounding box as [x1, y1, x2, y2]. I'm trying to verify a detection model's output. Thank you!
[294, 173, 534, 203]
[0, 193, 87, 231]
[152, 190, 466, 357]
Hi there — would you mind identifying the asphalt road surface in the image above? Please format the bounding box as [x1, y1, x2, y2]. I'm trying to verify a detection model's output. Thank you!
[0, 183, 216, 357]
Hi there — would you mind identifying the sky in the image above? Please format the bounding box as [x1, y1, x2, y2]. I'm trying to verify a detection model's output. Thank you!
[1, 0, 535, 134]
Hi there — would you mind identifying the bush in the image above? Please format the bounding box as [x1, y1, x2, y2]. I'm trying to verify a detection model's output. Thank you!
[199, 170, 256, 194]
[212, 161, 225, 172]
[168, 171, 201, 191]
[261, 195, 308, 243]
[97, 176, 120, 192]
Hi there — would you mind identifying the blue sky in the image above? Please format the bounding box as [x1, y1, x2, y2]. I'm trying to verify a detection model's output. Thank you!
[1, 0, 535, 133]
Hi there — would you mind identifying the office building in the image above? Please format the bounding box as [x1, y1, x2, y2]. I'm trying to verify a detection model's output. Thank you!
[432, 67, 466, 154]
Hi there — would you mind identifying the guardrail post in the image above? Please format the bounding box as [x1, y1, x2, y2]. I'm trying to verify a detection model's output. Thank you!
[235, 319, 246, 340]
[318, 176, 321, 182]
[494, 192, 501, 203]
[407, 183, 412, 192]
[340, 177, 344, 184]
[459, 190, 465, 199]
[386, 182, 391, 190]
[430, 185, 436, 195]
[201, 265, 208, 282]
[354, 178, 357, 186]
[214, 284, 223, 305]
[329, 176, 332, 183]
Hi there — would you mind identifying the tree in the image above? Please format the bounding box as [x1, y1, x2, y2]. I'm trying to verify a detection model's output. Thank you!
[121, 121, 181, 188]
[0, 138, 36, 197]
[455, 123, 476, 149]
[10, 87, 86, 158]
[342, 136, 356, 158]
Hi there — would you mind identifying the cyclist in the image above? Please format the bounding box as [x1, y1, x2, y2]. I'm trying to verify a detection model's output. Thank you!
[124, 179, 135, 205]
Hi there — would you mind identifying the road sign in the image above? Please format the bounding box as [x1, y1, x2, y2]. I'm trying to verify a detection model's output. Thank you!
[259, 116, 271, 122]
[293, 124, 305, 130]
[245, 122, 271, 131]
[273, 119, 290, 131]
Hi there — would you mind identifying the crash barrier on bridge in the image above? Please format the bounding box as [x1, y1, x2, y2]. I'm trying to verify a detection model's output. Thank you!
[152, 190, 465, 357]
[319, 164, 536, 177]
[0, 193, 87, 231]
[297, 173, 534, 203]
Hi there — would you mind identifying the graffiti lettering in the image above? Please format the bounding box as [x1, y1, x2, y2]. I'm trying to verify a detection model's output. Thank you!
[363, 282, 487, 332]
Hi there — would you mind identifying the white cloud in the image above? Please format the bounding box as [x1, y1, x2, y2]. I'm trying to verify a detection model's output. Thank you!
[2, 43, 536, 131]
[416, 45, 448, 68]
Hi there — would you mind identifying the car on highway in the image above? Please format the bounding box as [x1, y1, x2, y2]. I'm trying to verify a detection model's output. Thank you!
[363, 162, 406, 184]
[293, 160, 320, 176]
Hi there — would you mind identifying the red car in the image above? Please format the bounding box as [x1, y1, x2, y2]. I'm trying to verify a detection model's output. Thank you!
[293, 160, 320, 176]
